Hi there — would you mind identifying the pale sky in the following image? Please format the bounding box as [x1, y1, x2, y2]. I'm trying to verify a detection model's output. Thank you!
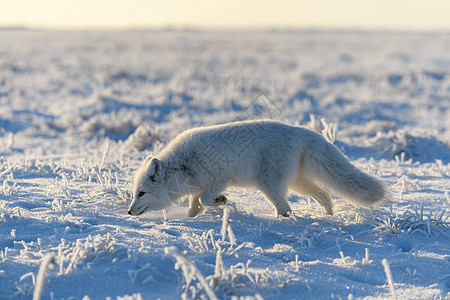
[2, 0, 450, 30]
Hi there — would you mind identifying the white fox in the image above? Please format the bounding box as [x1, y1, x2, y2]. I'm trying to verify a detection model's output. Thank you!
[127, 120, 389, 217]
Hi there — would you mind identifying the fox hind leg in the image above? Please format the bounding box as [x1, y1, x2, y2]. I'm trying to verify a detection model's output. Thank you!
[291, 178, 333, 215]
[257, 184, 291, 217]
[262, 190, 292, 217]
[255, 168, 292, 217]
[188, 194, 204, 217]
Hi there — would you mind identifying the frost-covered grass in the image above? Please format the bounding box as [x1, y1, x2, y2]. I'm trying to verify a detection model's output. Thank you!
[0, 29, 449, 299]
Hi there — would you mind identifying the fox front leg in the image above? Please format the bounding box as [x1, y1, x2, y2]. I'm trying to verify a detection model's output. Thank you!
[199, 181, 229, 207]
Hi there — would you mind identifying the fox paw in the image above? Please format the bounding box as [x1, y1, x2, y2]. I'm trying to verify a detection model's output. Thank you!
[200, 194, 228, 206]
[280, 211, 292, 218]
[188, 204, 204, 217]
[321, 206, 333, 215]
[214, 194, 227, 205]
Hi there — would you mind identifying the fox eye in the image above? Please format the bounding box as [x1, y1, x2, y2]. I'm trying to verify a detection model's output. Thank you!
[138, 191, 146, 197]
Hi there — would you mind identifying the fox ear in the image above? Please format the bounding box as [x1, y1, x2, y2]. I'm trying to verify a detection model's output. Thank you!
[147, 158, 163, 181]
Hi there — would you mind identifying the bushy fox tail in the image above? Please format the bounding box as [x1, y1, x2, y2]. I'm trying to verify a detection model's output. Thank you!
[303, 134, 390, 207]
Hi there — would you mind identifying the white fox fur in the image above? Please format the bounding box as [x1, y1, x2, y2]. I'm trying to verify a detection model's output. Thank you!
[127, 120, 390, 217]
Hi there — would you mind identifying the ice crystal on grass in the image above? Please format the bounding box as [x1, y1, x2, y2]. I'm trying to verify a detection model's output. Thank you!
[280, 228, 320, 248]
[392, 175, 423, 200]
[0, 161, 17, 180]
[382, 258, 397, 300]
[128, 263, 155, 285]
[0, 201, 20, 223]
[119, 124, 161, 154]
[165, 246, 218, 300]
[320, 118, 338, 144]
[114, 294, 143, 300]
[211, 259, 292, 295]
[0, 132, 14, 154]
[167, 245, 289, 299]
[57, 233, 117, 275]
[231, 294, 263, 300]
[82, 293, 144, 300]
[33, 254, 56, 300]
[370, 129, 450, 162]
[371, 205, 449, 237]
[14, 272, 36, 296]
[170, 209, 291, 299]
[187, 207, 246, 256]
[1, 178, 18, 196]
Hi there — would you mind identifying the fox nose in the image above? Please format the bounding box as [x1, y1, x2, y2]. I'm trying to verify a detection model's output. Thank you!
[127, 210, 132, 215]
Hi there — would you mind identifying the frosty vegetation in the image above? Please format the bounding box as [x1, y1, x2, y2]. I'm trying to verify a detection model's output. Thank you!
[0, 29, 449, 299]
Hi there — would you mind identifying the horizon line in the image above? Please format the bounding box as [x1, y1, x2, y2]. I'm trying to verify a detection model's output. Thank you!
[2, 24, 450, 34]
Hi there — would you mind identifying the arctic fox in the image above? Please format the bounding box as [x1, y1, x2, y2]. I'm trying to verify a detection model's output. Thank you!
[127, 120, 389, 217]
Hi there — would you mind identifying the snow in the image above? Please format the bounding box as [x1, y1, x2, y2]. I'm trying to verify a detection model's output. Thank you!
[0, 29, 449, 299]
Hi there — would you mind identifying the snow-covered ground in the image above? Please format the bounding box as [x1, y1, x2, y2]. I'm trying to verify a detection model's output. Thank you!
[0, 29, 449, 300]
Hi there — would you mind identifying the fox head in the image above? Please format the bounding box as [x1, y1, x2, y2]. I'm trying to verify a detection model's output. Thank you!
[127, 157, 171, 215]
